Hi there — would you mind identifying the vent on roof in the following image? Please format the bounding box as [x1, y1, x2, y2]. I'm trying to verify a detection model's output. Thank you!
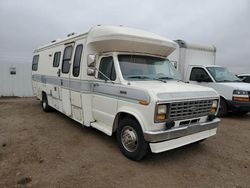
[67, 32, 76, 37]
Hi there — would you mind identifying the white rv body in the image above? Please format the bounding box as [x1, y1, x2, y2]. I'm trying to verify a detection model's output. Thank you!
[32, 26, 220, 160]
[168, 40, 250, 116]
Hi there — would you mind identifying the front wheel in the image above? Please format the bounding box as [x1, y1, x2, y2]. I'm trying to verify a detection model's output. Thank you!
[116, 118, 148, 161]
[218, 98, 228, 117]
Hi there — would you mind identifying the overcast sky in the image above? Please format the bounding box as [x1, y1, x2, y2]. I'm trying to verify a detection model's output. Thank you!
[0, 0, 249, 73]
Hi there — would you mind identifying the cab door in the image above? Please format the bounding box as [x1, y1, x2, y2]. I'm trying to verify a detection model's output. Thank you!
[60, 44, 74, 116]
[188, 67, 214, 87]
[92, 56, 118, 128]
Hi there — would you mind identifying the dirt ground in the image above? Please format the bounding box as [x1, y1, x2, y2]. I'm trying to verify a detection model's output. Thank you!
[0, 97, 249, 188]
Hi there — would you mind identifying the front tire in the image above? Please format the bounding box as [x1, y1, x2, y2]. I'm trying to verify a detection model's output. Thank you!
[116, 118, 148, 161]
[218, 98, 228, 117]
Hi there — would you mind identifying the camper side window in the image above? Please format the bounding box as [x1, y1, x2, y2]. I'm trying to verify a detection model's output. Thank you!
[62, 46, 73, 73]
[32, 55, 39, 71]
[72, 44, 83, 77]
[53, 52, 61, 67]
[190, 67, 212, 82]
[98, 57, 116, 81]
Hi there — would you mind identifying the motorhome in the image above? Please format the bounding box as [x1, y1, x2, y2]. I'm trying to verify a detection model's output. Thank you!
[32, 26, 220, 160]
[168, 40, 250, 116]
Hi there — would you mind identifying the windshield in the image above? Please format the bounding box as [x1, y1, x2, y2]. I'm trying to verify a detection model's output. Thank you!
[207, 67, 241, 82]
[118, 55, 182, 81]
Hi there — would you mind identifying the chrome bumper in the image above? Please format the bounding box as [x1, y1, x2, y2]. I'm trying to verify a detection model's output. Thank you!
[144, 118, 220, 143]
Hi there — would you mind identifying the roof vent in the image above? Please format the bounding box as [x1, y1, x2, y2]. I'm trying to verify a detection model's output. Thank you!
[67, 32, 76, 37]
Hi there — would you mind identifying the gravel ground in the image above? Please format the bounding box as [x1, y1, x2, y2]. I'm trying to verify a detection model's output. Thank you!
[0, 97, 249, 188]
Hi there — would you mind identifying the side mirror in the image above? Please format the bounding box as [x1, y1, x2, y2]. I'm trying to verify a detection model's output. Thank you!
[87, 54, 96, 67]
[87, 68, 95, 76]
[170, 60, 177, 69]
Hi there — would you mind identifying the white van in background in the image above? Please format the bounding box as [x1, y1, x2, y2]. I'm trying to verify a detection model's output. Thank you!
[32, 26, 220, 160]
[168, 40, 250, 116]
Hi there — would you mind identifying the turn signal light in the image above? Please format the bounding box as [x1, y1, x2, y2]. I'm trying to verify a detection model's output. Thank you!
[211, 107, 217, 113]
[138, 100, 149, 105]
[232, 97, 249, 102]
[156, 114, 166, 121]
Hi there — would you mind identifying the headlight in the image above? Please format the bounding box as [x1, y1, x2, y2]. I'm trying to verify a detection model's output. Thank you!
[158, 105, 167, 114]
[211, 100, 218, 113]
[232, 90, 249, 102]
[155, 104, 168, 122]
[233, 90, 248, 95]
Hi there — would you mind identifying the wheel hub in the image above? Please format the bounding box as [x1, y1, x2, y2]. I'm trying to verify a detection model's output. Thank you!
[42, 101, 46, 109]
[121, 126, 138, 152]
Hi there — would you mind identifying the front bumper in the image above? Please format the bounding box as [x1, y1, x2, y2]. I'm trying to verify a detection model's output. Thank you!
[227, 100, 250, 112]
[144, 118, 220, 143]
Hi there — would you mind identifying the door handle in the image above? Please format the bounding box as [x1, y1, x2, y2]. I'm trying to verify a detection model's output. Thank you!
[93, 83, 99, 87]
[57, 69, 61, 77]
[120, 90, 127, 95]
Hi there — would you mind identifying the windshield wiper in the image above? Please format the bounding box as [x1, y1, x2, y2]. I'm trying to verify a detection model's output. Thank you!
[153, 78, 167, 83]
[154, 76, 178, 83]
[233, 80, 242, 82]
[126, 75, 151, 79]
[220, 80, 233, 82]
[157, 76, 174, 80]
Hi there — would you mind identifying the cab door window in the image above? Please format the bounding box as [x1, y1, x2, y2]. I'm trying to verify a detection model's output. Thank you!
[98, 57, 116, 81]
[190, 67, 212, 82]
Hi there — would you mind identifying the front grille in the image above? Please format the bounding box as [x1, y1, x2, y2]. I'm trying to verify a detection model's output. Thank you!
[169, 100, 213, 120]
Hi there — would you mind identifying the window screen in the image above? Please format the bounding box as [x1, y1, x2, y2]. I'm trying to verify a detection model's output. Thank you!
[62, 46, 73, 73]
[32, 55, 39, 71]
[53, 52, 61, 67]
[98, 57, 116, 81]
[72, 44, 83, 77]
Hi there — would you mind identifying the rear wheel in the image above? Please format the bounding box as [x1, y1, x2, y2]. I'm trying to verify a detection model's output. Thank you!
[116, 118, 148, 161]
[218, 98, 228, 117]
[42, 93, 52, 112]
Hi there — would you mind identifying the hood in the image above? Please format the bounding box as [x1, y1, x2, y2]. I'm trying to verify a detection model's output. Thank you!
[218, 82, 250, 91]
[129, 81, 218, 101]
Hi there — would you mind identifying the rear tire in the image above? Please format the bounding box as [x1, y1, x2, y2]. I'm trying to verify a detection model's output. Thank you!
[218, 98, 228, 117]
[116, 118, 148, 161]
[42, 93, 52, 112]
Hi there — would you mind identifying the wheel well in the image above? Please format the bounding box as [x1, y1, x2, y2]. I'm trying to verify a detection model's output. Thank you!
[112, 112, 140, 133]
[41, 91, 47, 101]
[220, 96, 228, 106]
[42, 91, 46, 97]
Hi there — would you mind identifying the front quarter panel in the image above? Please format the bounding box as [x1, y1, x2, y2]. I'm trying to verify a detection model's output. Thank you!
[208, 83, 234, 100]
[116, 99, 163, 132]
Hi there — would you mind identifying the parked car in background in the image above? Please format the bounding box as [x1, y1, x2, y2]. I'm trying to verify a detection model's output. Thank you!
[237, 74, 250, 83]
